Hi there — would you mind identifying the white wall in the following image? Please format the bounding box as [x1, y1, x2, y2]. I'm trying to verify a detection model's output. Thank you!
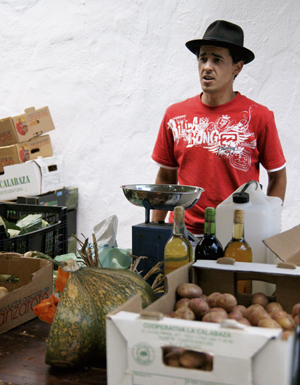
[0, 0, 299, 249]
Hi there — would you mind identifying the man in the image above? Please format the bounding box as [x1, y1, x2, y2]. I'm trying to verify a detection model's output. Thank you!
[151, 20, 286, 235]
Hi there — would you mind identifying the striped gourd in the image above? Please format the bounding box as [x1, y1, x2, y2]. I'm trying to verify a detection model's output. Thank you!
[45, 266, 156, 367]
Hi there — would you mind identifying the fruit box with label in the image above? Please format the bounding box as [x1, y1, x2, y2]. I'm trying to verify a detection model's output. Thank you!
[106, 260, 300, 385]
[0, 155, 65, 201]
[0, 253, 53, 334]
[0, 134, 53, 173]
[0, 106, 55, 146]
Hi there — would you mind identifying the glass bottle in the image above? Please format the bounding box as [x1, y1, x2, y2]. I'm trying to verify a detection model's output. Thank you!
[164, 206, 193, 276]
[223, 209, 253, 294]
[195, 207, 223, 261]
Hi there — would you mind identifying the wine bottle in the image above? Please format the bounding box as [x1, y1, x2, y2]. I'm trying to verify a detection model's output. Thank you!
[164, 206, 193, 276]
[195, 207, 223, 261]
[224, 209, 253, 294]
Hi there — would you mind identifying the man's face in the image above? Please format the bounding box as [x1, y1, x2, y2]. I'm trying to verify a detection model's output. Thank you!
[198, 45, 243, 98]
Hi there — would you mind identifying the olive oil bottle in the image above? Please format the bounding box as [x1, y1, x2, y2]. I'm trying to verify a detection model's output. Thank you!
[164, 206, 193, 276]
[224, 209, 253, 294]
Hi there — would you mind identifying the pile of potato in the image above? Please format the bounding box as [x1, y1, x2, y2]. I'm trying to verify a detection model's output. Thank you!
[162, 283, 300, 370]
[167, 283, 300, 340]
[163, 346, 213, 371]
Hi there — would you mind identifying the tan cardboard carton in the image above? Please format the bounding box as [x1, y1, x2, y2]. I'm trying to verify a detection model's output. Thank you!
[0, 106, 55, 146]
[0, 134, 53, 173]
[106, 260, 300, 385]
[0, 253, 53, 334]
[263, 224, 300, 266]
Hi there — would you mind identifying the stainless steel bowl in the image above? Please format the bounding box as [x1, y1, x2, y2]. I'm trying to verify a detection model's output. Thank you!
[121, 184, 204, 211]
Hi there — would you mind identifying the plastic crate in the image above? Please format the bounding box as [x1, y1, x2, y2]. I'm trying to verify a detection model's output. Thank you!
[0, 203, 68, 257]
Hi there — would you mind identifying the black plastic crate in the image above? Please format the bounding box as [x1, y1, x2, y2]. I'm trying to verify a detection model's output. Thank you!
[0, 203, 68, 258]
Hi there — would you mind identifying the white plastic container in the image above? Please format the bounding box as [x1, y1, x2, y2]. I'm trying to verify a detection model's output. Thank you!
[215, 180, 282, 294]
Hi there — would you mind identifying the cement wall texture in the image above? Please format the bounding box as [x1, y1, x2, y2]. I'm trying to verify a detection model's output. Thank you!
[0, 0, 299, 249]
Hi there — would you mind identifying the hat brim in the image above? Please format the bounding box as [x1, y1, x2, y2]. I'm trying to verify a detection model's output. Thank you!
[185, 39, 255, 64]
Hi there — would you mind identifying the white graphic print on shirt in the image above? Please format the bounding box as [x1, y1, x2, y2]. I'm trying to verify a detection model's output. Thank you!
[167, 106, 257, 172]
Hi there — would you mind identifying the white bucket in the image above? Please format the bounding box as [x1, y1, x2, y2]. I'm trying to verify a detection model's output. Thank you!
[215, 180, 282, 295]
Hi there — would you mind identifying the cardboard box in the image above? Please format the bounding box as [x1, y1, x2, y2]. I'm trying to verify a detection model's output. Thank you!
[16, 186, 79, 210]
[0, 253, 53, 334]
[106, 260, 300, 385]
[0, 155, 65, 201]
[0, 106, 55, 146]
[264, 225, 300, 266]
[0, 134, 53, 173]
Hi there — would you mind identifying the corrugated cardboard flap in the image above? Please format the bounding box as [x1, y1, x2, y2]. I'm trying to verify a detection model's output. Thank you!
[263, 224, 300, 265]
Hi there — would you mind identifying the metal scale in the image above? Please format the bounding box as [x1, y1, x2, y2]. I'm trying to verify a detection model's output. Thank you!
[121, 184, 204, 283]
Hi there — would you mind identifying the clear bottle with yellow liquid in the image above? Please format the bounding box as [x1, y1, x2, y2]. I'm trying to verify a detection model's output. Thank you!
[164, 206, 193, 276]
[224, 209, 253, 294]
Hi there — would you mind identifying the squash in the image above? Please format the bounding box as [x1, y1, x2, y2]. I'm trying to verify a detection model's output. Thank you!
[45, 266, 157, 367]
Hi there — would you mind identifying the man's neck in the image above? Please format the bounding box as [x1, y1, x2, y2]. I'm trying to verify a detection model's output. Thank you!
[201, 91, 237, 106]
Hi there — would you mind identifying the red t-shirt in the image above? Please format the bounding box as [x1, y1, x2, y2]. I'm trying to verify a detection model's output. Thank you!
[151, 93, 286, 234]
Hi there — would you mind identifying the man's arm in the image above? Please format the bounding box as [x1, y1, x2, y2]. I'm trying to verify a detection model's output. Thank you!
[267, 167, 287, 202]
[151, 167, 178, 222]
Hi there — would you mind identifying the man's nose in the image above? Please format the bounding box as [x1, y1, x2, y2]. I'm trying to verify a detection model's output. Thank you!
[203, 59, 213, 71]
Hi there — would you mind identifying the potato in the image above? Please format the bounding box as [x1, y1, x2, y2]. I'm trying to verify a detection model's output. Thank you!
[276, 315, 295, 331]
[244, 304, 265, 319]
[202, 309, 228, 323]
[291, 303, 300, 318]
[251, 292, 269, 308]
[214, 293, 237, 313]
[0, 286, 8, 299]
[207, 292, 221, 308]
[188, 298, 209, 319]
[163, 346, 185, 367]
[164, 350, 183, 367]
[237, 317, 251, 326]
[282, 330, 293, 340]
[179, 350, 207, 369]
[177, 283, 202, 299]
[173, 306, 195, 320]
[175, 298, 190, 310]
[228, 308, 243, 321]
[266, 302, 283, 314]
[234, 305, 247, 317]
[248, 308, 270, 327]
[203, 354, 213, 371]
[270, 310, 288, 322]
[257, 318, 282, 329]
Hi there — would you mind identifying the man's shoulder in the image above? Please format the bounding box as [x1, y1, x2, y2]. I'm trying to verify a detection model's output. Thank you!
[166, 95, 200, 112]
[237, 93, 272, 113]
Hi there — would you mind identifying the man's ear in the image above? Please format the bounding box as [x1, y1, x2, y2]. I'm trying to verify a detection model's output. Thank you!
[234, 61, 244, 76]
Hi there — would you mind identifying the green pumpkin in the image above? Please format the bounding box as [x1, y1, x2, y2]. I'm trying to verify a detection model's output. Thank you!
[45, 266, 157, 367]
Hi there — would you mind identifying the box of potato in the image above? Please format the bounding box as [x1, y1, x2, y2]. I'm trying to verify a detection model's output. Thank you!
[106, 260, 300, 385]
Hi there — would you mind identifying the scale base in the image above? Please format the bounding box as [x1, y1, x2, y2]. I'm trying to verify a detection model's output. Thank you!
[132, 222, 173, 285]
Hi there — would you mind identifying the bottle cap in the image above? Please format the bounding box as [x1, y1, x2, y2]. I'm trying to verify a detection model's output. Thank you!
[174, 206, 185, 222]
[234, 209, 244, 224]
[232, 191, 249, 203]
[205, 207, 215, 222]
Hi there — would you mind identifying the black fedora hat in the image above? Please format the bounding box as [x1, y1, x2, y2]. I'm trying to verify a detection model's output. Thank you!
[186, 20, 255, 64]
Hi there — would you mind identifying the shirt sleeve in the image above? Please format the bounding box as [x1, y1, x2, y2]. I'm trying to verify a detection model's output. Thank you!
[256, 111, 286, 172]
[151, 111, 179, 168]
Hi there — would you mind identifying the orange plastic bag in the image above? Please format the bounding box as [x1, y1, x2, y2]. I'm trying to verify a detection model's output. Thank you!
[33, 294, 60, 324]
[55, 266, 70, 293]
